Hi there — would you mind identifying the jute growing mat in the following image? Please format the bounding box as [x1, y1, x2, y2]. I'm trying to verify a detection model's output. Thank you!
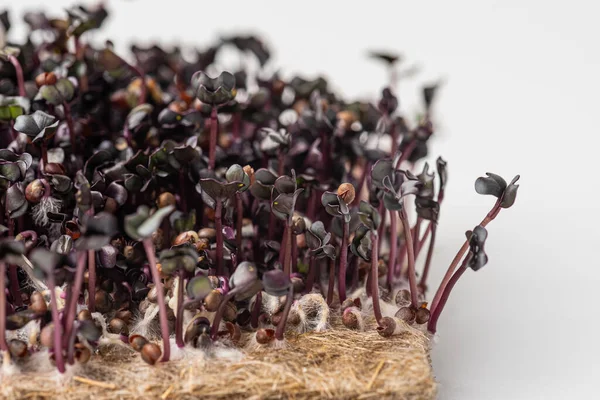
[0, 317, 435, 400]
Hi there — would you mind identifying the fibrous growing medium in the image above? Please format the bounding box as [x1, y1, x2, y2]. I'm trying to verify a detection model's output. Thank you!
[0, 4, 519, 398]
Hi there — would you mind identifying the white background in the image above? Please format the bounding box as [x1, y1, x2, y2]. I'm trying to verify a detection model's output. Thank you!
[6, 1, 600, 399]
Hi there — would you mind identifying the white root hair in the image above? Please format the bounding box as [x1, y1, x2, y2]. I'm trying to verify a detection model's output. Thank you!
[17, 255, 48, 293]
[130, 303, 160, 339]
[293, 293, 330, 333]
[344, 306, 365, 331]
[31, 197, 62, 228]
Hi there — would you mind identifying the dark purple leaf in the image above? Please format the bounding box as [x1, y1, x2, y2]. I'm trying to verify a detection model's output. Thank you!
[474, 173, 507, 198]
[501, 175, 520, 209]
[467, 225, 489, 271]
[262, 269, 291, 297]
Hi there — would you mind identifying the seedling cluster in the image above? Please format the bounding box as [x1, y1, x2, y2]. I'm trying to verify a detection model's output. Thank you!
[0, 4, 519, 374]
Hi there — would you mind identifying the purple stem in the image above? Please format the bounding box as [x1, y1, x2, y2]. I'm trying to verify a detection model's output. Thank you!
[416, 222, 433, 257]
[370, 230, 382, 324]
[8, 265, 21, 307]
[326, 257, 335, 306]
[387, 210, 398, 289]
[208, 107, 218, 170]
[399, 206, 419, 308]
[8, 56, 25, 97]
[366, 258, 372, 297]
[275, 286, 294, 341]
[419, 223, 437, 292]
[428, 253, 472, 334]
[5, 204, 22, 307]
[377, 204, 387, 254]
[413, 217, 422, 255]
[283, 223, 292, 276]
[278, 225, 287, 267]
[291, 233, 298, 273]
[175, 270, 185, 348]
[63, 251, 87, 353]
[87, 249, 96, 312]
[210, 289, 236, 339]
[47, 275, 65, 373]
[338, 220, 349, 303]
[142, 238, 170, 362]
[415, 191, 445, 257]
[215, 198, 224, 276]
[235, 193, 243, 261]
[304, 256, 316, 294]
[0, 262, 8, 351]
[429, 200, 501, 315]
[395, 240, 406, 278]
[41, 142, 49, 168]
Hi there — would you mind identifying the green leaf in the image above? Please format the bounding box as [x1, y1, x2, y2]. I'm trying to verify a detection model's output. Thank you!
[5, 184, 27, 218]
[358, 201, 380, 230]
[14, 110, 58, 142]
[138, 206, 174, 238]
[186, 275, 212, 300]
[159, 246, 198, 275]
[225, 164, 250, 192]
[0, 46, 20, 61]
[127, 104, 153, 130]
[0, 96, 29, 121]
[38, 78, 75, 105]
[0, 163, 22, 182]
